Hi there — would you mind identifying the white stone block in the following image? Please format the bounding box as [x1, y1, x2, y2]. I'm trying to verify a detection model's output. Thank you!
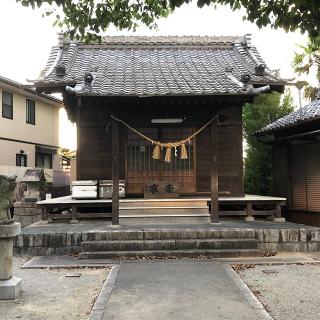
[0, 276, 22, 300]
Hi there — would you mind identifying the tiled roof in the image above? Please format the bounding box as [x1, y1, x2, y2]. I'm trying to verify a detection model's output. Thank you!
[258, 93, 320, 134]
[36, 35, 284, 97]
[0, 75, 62, 104]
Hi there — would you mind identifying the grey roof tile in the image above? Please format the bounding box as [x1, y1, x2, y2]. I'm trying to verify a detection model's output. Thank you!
[36, 35, 283, 96]
[258, 93, 320, 134]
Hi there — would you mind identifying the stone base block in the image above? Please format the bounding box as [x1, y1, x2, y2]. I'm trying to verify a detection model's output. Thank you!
[70, 219, 79, 224]
[38, 220, 49, 225]
[244, 216, 254, 222]
[273, 217, 286, 222]
[14, 202, 42, 227]
[0, 276, 22, 300]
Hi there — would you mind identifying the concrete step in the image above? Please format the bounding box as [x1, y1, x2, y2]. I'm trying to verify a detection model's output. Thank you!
[120, 200, 208, 208]
[79, 248, 262, 259]
[119, 215, 211, 225]
[81, 238, 258, 252]
[82, 229, 255, 241]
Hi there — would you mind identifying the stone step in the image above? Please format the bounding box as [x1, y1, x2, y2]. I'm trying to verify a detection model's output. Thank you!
[79, 248, 262, 259]
[119, 215, 211, 225]
[119, 207, 209, 215]
[80, 229, 255, 241]
[81, 238, 258, 252]
[120, 200, 208, 208]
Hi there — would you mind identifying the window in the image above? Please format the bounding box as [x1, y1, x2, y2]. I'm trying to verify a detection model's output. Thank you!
[36, 153, 52, 169]
[26, 99, 35, 125]
[2, 91, 13, 119]
[16, 154, 27, 167]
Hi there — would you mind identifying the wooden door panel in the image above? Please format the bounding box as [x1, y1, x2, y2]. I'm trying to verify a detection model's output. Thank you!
[126, 127, 195, 195]
[290, 145, 307, 211]
[306, 143, 320, 212]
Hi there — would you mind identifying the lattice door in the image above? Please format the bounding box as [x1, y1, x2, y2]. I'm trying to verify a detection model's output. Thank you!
[126, 127, 195, 195]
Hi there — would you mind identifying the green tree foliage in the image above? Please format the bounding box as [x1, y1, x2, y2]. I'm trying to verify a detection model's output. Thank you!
[243, 91, 294, 195]
[293, 36, 320, 100]
[16, 0, 320, 41]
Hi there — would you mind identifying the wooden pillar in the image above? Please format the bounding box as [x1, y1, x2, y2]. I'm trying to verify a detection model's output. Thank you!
[273, 203, 285, 222]
[275, 204, 282, 218]
[70, 205, 78, 224]
[76, 102, 81, 180]
[41, 207, 48, 222]
[112, 118, 120, 225]
[210, 119, 219, 223]
[245, 202, 254, 221]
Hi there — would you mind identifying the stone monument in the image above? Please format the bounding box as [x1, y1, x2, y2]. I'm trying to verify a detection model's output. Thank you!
[0, 174, 22, 300]
[14, 169, 46, 227]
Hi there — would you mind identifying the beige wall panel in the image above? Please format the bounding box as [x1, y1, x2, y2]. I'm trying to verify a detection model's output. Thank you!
[0, 88, 60, 147]
[0, 140, 35, 167]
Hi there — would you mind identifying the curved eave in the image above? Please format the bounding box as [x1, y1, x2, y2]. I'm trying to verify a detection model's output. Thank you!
[256, 114, 320, 137]
[35, 82, 283, 98]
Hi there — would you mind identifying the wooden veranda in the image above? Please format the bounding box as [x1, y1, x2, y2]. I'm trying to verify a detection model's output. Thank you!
[38, 194, 286, 224]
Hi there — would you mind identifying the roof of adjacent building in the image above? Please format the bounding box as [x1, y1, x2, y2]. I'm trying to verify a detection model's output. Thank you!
[0, 75, 62, 105]
[35, 35, 284, 97]
[257, 93, 320, 134]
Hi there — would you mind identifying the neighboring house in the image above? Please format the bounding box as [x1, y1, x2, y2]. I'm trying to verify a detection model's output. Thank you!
[0, 76, 62, 180]
[257, 93, 320, 226]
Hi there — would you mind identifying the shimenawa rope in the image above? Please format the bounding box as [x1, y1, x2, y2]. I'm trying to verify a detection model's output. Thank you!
[111, 115, 219, 162]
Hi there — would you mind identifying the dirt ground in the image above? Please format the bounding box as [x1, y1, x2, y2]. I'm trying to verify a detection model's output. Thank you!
[0, 257, 109, 320]
[238, 263, 320, 320]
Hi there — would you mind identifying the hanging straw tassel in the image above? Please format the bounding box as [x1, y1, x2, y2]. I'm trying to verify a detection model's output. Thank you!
[180, 143, 188, 159]
[152, 144, 161, 160]
[164, 147, 172, 163]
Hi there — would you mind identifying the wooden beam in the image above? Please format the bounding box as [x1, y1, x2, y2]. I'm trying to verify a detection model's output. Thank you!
[210, 118, 219, 223]
[112, 117, 120, 225]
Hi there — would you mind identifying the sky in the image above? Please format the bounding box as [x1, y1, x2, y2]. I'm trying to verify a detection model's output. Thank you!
[0, 0, 313, 150]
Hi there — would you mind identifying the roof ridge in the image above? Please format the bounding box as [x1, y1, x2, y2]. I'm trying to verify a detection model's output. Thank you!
[62, 34, 247, 46]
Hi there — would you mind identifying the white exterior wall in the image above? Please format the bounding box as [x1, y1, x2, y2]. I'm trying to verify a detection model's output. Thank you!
[0, 81, 60, 169]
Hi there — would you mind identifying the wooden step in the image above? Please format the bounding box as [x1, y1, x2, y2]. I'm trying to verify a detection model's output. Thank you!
[81, 238, 259, 251]
[120, 207, 209, 216]
[120, 199, 208, 208]
[79, 248, 262, 259]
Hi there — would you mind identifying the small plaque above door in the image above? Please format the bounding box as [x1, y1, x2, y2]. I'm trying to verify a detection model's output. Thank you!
[144, 181, 180, 199]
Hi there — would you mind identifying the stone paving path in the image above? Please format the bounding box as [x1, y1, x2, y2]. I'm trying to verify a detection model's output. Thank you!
[102, 261, 265, 320]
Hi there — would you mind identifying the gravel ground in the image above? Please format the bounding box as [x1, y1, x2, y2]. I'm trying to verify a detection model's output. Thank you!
[0, 257, 109, 320]
[238, 264, 320, 320]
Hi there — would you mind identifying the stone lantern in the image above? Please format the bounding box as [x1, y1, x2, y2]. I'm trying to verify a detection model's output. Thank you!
[0, 174, 22, 300]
